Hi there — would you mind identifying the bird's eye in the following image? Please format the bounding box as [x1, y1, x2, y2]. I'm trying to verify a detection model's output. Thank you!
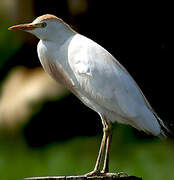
[41, 22, 47, 28]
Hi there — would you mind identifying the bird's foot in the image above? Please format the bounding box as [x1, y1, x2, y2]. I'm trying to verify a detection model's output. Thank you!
[85, 169, 101, 177]
[85, 170, 128, 177]
[104, 172, 128, 178]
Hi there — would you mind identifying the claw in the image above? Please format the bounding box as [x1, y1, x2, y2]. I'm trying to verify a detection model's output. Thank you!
[85, 170, 102, 177]
[85, 171, 128, 178]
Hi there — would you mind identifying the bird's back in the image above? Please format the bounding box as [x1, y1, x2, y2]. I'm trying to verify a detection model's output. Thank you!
[68, 34, 167, 136]
[38, 32, 168, 137]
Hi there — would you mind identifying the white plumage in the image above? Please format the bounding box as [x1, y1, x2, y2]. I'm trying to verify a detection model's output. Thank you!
[38, 32, 161, 136]
[9, 14, 169, 176]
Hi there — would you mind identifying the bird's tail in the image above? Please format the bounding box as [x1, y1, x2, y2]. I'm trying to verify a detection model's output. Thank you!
[153, 112, 173, 139]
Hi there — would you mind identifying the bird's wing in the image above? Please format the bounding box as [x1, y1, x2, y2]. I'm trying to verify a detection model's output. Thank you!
[68, 34, 153, 119]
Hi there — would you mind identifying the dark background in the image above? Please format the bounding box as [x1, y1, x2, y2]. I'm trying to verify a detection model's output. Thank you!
[0, 1, 174, 180]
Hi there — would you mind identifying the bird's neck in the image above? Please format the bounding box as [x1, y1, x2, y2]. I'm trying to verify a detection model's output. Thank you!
[38, 32, 75, 73]
[37, 33, 78, 93]
[48, 23, 76, 43]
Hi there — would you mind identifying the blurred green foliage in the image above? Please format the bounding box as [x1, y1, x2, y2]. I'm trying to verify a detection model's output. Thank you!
[0, 20, 22, 71]
[0, 125, 174, 180]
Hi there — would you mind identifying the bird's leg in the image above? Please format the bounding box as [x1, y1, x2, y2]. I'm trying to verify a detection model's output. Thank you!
[101, 122, 128, 178]
[93, 125, 107, 171]
[101, 121, 112, 173]
[85, 117, 107, 176]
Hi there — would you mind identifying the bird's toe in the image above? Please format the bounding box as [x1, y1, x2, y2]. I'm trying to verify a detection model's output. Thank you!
[85, 170, 102, 177]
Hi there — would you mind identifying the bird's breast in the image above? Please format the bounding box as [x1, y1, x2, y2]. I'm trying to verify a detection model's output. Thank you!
[37, 41, 78, 95]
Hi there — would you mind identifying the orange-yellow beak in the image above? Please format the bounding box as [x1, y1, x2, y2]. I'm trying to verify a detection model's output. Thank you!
[8, 23, 37, 31]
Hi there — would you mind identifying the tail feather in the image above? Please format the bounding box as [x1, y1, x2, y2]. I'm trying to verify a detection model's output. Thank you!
[153, 112, 173, 139]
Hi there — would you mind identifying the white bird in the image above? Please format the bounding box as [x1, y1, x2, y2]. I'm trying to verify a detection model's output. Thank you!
[8, 14, 170, 177]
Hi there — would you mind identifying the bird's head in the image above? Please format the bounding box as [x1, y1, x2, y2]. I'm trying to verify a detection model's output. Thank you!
[8, 14, 75, 41]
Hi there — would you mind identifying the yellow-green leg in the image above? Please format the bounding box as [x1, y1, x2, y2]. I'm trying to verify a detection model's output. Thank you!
[101, 122, 112, 173]
[86, 117, 112, 176]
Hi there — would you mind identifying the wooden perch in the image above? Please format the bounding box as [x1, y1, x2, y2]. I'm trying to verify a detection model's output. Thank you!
[24, 175, 142, 180]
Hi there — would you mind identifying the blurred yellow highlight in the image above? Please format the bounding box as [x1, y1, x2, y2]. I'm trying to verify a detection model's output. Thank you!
[0, 66, 68, 132]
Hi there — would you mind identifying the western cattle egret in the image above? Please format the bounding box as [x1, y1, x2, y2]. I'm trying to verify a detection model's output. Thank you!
[9, 14, 170, 177]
